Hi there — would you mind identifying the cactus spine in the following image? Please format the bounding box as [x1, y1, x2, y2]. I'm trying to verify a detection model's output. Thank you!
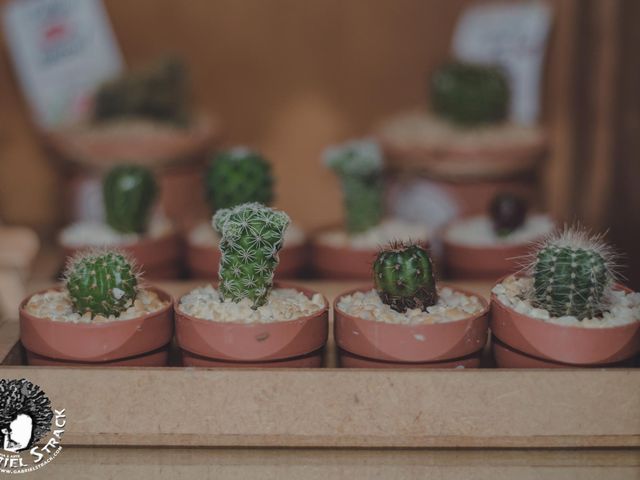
[489, 193, 528, 237]
[374, 241, 437, 313]
[530, 227, 617, 319]
[430, 62, 509, 126]
[205, 147, 274, 213]
[213, 202, 289, 308]
[324, 139, 384, 234]
[103, 165, 158, 234]
[64, 249, 139, 317]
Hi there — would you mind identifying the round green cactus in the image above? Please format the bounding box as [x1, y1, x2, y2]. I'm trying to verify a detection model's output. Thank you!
[430, 62, 509, 127]
[213, 202, 290, 309]
[103, 165, 158, 234]
[530, 227, 617, 319]
[205, 148, 274, 213]
[374, 241, 437, 313]
[489, 193, 528, 237]
[323, 139, 384, 234]
[64, 249, 139, 317]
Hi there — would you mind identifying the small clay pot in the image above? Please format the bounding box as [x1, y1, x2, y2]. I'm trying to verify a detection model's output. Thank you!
[180, 348, 323, 368]
[61, 232, 183, 280]
[491, 279, 640, 366]
[175, 283, 328, 362]
[25, 346, 170, 367]
[186, 241, 308, 279]
[20, 286, 174, 365]
[334, 285, 489, 363]
[338, 349, 481, 369]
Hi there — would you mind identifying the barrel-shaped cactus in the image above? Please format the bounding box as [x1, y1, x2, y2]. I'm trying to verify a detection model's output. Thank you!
[374, 241, 437, 313]
[103, 165, 158, 234]
[430, 62, 509, 127]
[64, 249, 139, 317]
[213, 202, 290, 308]
[530, 227, 617, 319]
[489, 193, 528, 237]
[205, 147, 274, 213]
[324, 139, 384, 234]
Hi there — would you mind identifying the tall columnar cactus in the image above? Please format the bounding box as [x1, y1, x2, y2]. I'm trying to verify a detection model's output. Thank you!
[530, 227, 617, 319]
[93, 56, 190, 126]
[64, 249, 139, 317]
[213, 202, 290, 308]
[489, 193, 528, 237]
[324, 139, 384, 234]
[103, 165, 158, 234]
[204, 147, 274, 213]
[430, 62, 509, 127]
[373, 241, 437, 313]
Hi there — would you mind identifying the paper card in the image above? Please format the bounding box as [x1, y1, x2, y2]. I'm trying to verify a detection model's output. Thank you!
[2, 0, 123, 127]
[452, 1, 552, 125]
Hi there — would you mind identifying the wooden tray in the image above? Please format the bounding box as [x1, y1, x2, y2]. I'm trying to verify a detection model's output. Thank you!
[0, 280, 638, 449]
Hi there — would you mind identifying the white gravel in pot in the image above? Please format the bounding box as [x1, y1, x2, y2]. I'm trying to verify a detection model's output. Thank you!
[24, 288, 168, 324]
[493, 275, 640, 328]
[178, 286, 325, 323]
[188, 221, 306, 248]
[317, 219, 430, 250]
[59, 215, 173, 247]
[337, 287, 484, 325]
[445, 214, 554, 247]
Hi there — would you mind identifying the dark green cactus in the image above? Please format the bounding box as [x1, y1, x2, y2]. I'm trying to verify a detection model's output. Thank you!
[490, 193, 528, 237]
[93, 57, 190, 126]
[103, 165, 158, 234]
[430, 62, 509, 127]
[213, 202, 290, 309]
[64, 249, 139, 317]
[324, 139, 384, 234]
[204, 148, 274, 213]
[374, 241, 437, 313]
[531, 228, 616, 319]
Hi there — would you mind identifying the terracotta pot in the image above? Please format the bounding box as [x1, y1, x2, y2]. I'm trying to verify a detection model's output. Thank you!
[490, 279, 640, 365]
[25, 346, 169, 367]
[20, 286, 174, 364]
[176, 283, 329, 362]
[334, 285, 489, 363]
[180, 348, 323, 368]
[338, 349, 481, 369]
[186, 241, 308, 279]
[61, 232, 183, 280]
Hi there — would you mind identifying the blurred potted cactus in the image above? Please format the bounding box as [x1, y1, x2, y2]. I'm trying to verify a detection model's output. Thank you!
[186, 147, 307, 279]
[176, 202, 328, 367]
[19, 249, 173, 366]
[311, 139, 431, 279]
[443, 192, 555, 280]
[491, 226, 640, 368]
[334, 240, 489, 368]
[58, 164, 182, 279]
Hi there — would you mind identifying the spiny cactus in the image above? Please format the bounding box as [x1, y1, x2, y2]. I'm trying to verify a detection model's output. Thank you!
[103, 165, 158, 234]
[490, 193, 528, 237]
[93, 56, 190, 126]
[213, 202, 290, 308]
[204, 147, 274, 213]
[529, 227, 618, 319]
[324, 139, 384, 234]
[430, 62, 509, 127]
[64, 249, 139, 317]
[374, 241, 437, 313]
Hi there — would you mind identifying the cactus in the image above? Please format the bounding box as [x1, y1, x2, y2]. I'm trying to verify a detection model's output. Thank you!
[103, 165, 158, 234]
[93, 56, 190, 126]
[373, 241, 437, 313]
[324, 139, 384, 234]
[530, 227, 618, 319]
[430, 62, 509, 127]
[213, 202, 290, 308]
[204, 147, 274, 213]
[64, 249, 139, 317]
[490, 193, 528, 237]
